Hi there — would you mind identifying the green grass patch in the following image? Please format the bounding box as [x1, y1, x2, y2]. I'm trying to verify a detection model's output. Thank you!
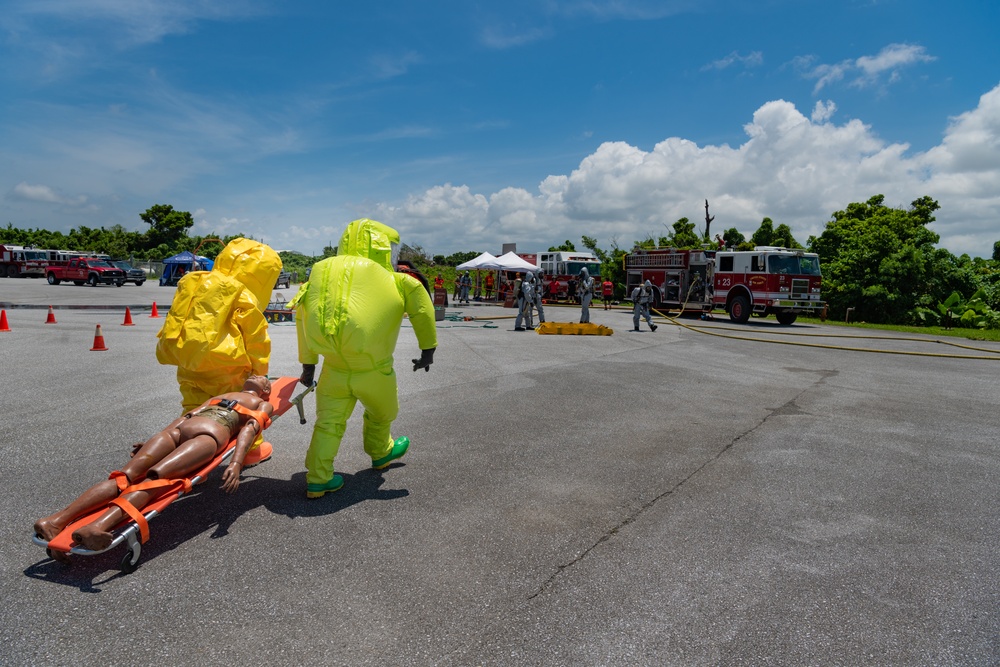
[795, 316, 1000, 342]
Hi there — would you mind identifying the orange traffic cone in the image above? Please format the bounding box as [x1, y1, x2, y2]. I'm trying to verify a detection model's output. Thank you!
[122, 307, 135, 326]
[90, 324, 108, 351]
[149, 301, 160, 318]
[0, 309, 10, 332]
[45, 306, 57, 324]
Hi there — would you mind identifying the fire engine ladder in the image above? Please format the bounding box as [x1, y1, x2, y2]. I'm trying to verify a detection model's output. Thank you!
[625, 254, 687, 269]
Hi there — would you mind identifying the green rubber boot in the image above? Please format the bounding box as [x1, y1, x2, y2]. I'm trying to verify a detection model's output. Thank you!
[372, 437, 410, 470]
[306, 474, 344, 499]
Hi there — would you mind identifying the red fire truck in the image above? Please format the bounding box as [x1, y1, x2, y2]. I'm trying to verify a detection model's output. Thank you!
[534, 250, 602, 301]
[0, 244, 55, 278]
[623, 246, 824, 324]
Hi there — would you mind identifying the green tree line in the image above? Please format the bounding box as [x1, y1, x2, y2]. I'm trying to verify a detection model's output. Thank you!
[4, 196, 999, 327]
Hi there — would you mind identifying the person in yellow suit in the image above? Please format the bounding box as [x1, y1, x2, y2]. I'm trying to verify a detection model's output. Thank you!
[155, 238, 283, 465]
[292, 219, 437, 499]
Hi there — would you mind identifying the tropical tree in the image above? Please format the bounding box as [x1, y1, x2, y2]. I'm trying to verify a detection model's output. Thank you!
[583, 234, 627, 298]
[140, 204, 194, 250]
[808, 194, 966, 323]
[722, 227, 746, 249]
[771, 223, 802, 249]
[751, 217, 774, 247]
[666, 217, 701, 248]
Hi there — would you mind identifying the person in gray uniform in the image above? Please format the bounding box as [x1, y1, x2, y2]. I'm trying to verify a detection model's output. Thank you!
[532, 270, 546, 325]
[514, 273, 535, 331]
[577, 267, 595, 323]
[631, 280, 657, 332]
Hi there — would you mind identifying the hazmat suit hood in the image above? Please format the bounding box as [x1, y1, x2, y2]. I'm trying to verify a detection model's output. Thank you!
[212, 238, 283, 309]
[338, 219, 400, 272]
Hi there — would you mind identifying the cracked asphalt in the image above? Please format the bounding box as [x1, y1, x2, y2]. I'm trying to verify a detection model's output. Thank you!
[1, 279, 998, 665]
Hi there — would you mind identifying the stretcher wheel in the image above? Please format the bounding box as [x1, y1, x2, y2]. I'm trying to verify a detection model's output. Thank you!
[120, 552, 140, 574]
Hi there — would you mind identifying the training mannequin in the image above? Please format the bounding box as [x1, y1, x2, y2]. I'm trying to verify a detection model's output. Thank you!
[34, 376, 274, 557]
[291, 219, 438, 499]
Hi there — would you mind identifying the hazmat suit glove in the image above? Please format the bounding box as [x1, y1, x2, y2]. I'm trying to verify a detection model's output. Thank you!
[412, 347, 435, 372]
[300, 364, 316, 387]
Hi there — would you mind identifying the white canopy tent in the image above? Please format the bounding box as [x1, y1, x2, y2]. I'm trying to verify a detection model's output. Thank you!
[455, 251, 500, 271]
[494, 251, 539, 272]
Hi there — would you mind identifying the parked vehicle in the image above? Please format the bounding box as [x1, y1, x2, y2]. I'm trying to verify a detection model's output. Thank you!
[274, 271, 292, 289]
[45, 258, 126, 287]
[534, 250, 602, 301]
[623, 245, 824, 324]
[0, 244, 51, 278]
[112, 261, 146, 286]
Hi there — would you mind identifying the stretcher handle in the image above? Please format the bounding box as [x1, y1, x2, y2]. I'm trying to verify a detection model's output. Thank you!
[266, 380, 317, 426]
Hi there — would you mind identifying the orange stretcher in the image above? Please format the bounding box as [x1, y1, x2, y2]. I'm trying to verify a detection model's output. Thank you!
[33, 376, 315, 573]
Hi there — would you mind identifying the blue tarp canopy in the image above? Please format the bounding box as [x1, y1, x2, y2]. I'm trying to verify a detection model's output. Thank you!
[160, 251, 213, 286]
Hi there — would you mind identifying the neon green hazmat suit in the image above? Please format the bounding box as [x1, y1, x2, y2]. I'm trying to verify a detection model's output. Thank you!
[156, 238, 283, 414]
[292, 219, 437, 486]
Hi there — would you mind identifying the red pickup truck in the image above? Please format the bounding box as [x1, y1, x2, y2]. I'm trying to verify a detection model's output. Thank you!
[46, 258, 127, 286]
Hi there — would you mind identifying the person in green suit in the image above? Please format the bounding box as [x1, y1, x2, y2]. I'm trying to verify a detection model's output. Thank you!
[292, 219, 438, 498]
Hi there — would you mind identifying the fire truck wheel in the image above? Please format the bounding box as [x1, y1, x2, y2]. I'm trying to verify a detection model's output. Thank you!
[88, 274, 98, 287]
[47, 273, 60, 285]
[729, 295, 751, 324]
[7, 265, 18, 278]
[776, 311, 798, 325]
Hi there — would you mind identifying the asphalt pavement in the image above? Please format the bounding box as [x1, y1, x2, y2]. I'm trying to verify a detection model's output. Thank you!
[0, 277, 997, 666]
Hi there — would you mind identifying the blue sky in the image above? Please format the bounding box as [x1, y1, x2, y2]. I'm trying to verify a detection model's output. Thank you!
[2, 0, 999, 258]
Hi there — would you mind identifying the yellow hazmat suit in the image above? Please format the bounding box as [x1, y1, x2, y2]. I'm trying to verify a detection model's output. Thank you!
[156, 238, 282, 413]
[292, 219, 437, 490]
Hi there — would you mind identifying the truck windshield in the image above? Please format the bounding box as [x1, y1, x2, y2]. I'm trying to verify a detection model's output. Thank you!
[566, 261, 601, 278]
[88, 260, 114, 268]
[768, 255, 821, 276]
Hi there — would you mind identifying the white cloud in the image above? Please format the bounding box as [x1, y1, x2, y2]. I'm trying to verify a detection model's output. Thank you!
[703, 50, 764, 71]
[9, 181, 87, 206]
[796, 43, 935, 94]
[191, 214, 247, 236]
[811, 100, 837, 123]
[369, 51, 423, 80]
[919, 85, 1000, 249]
[5, 0, 268, 48]
[555, 1, 689, 21]
[480, 24, 550, 49]
[370, 85, 1000, 259]
[855, 43, 935, 80]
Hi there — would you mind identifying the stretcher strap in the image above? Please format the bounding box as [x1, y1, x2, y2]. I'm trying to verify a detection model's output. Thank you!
[110, 497, 150, 544]
[109, 471, 194, 496]
[110, 470, 129, 492]
[207, 399, 272, 431]
[105, 473, 194, 544]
